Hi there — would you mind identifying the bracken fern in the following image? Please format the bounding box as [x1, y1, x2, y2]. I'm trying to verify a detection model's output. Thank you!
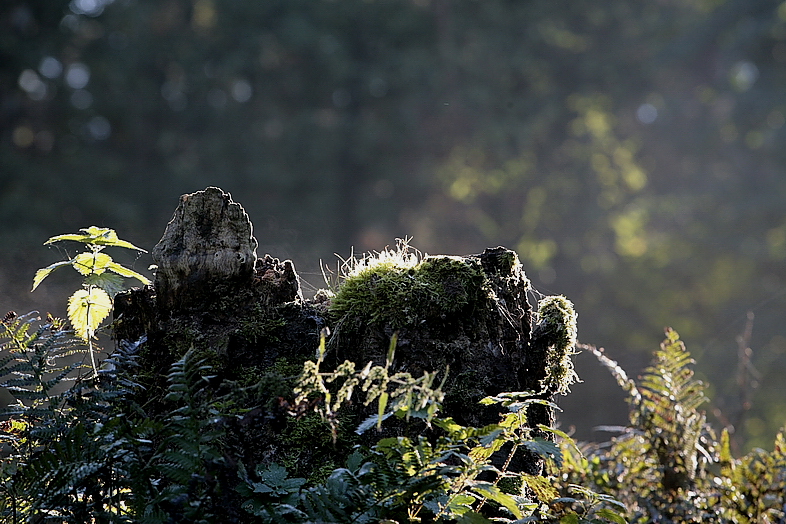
[567, 329, 786, 523]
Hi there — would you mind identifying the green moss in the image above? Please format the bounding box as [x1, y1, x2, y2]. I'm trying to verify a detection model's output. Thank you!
[536, 295, 579, 395]
[495, 249, 519, 274]
[279, 411, 351, 484]
[236, 365, 262, 388]
[443, 369, 491, 422]
[193, 346, 226, 372]
[237, 306, 287, 344]
[498, 474, 526, 496]
[328, 245, 488, 330]
[270, 355, 309, 378]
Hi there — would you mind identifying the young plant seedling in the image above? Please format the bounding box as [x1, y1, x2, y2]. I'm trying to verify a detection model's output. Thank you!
[32, 226, 150, 376]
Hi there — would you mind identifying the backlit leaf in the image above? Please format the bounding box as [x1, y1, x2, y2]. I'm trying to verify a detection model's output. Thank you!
[84, 272, 125, 297]
[593, 508, 628, 524]
[472, 484, 523, 519]
[31, 260, 72, 291]
[521, 472, 560, 505]
[67, 287, 112, 340]
[73, 252, 113, 276]
[377, 391, 389, 430]
[45, 226, 147, 251]
[107, 262, 151, 286]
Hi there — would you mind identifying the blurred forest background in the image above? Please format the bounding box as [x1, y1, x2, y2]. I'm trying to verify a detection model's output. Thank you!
[2, 0, 786, 451]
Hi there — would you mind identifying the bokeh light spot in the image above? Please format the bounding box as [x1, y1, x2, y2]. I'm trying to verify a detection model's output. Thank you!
[231, 80, 252, 103]
[65, 63, 90, 89]
[636, 103, 657, 124]
[18, 69, 47, 100]
[87, 116, 111, 140]
[39, 57, 63, 79]
[730, 61, 758, 91]
[12, 126, 35, 148]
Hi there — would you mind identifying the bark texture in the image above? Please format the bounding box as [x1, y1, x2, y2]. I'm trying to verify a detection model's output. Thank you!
[151, 186, 258, 315]
[113, 186, 575, 484]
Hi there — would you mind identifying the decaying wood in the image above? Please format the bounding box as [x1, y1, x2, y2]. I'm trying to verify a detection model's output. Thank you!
[114, 186, 573, 484]
[151, 186, 258, 314]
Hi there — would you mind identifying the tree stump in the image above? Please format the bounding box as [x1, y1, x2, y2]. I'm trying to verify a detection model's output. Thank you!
[113, 186, 577, 486]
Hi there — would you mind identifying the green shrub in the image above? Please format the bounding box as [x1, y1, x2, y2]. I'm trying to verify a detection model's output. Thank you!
[564, 329, 786, 523]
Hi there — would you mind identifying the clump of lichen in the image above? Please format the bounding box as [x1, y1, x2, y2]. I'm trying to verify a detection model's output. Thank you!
[328, 241, 487, 330]
[535, 295, 579, 395]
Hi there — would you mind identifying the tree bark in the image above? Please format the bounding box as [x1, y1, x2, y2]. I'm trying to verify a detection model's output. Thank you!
[113, 186, 575, 482]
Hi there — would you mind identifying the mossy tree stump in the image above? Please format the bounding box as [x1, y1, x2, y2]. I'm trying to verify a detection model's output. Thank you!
[113, 186, 577, 484]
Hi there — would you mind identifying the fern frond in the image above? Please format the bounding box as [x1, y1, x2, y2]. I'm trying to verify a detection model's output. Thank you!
[638, 329, 707, 407]
[301, 468, 382, 523]
[144, 348, 230, 522]
[0, 311, 39, 346]
[581, 328, 719, 522]
[0, 314, 86, 430]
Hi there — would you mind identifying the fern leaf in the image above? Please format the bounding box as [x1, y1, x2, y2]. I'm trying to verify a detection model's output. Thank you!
[5, 377, 41, 388]
[67, 287, 112, 340]
[43, 362, 83, 390]
[0, 354, 17, 369]
[1, 361, 38, 375]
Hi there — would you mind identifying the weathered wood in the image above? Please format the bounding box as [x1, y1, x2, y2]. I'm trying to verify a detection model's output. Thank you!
[151, 187, 258, 314]
[113, 186, 576, 487]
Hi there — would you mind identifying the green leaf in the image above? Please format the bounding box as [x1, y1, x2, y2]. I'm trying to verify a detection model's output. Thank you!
[45, 233, 96, 244]
[522, 438, 563, 467]
[456, 511, 493, 524]
[446, 493, 477, 516]
[478, 428, 506, 447]
[73, 252, 113, 276]
[259, 463, 289, 487]
[45, 226, 147, 251]
[472, 484, 523, 519]
[377, 391, 389, 430]
[67, 287, 112, 340]
[433, 417, 465, 434]
[386, 332, 398, 366]
[106, 262, 151, 286]
[84, 273, 125, 297]
[346, 450, 364, 471]
[521, 473, 560, 504]
[31, 260, 73, 291]
[593, 508, 628, 524]
[559, 514, 579, 524]
[537, 424, 573, 441]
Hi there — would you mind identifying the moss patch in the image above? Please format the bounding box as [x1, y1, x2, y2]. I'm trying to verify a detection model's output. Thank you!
[328, 246, 488, 331]
[534, 295, 579, 395]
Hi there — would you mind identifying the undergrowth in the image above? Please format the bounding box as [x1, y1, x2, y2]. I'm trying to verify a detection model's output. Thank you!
[565, 329, 786, 523]
[2, 310, 785, 521]
[1, 230, 784, 522]
[0, 310, 625, 523]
